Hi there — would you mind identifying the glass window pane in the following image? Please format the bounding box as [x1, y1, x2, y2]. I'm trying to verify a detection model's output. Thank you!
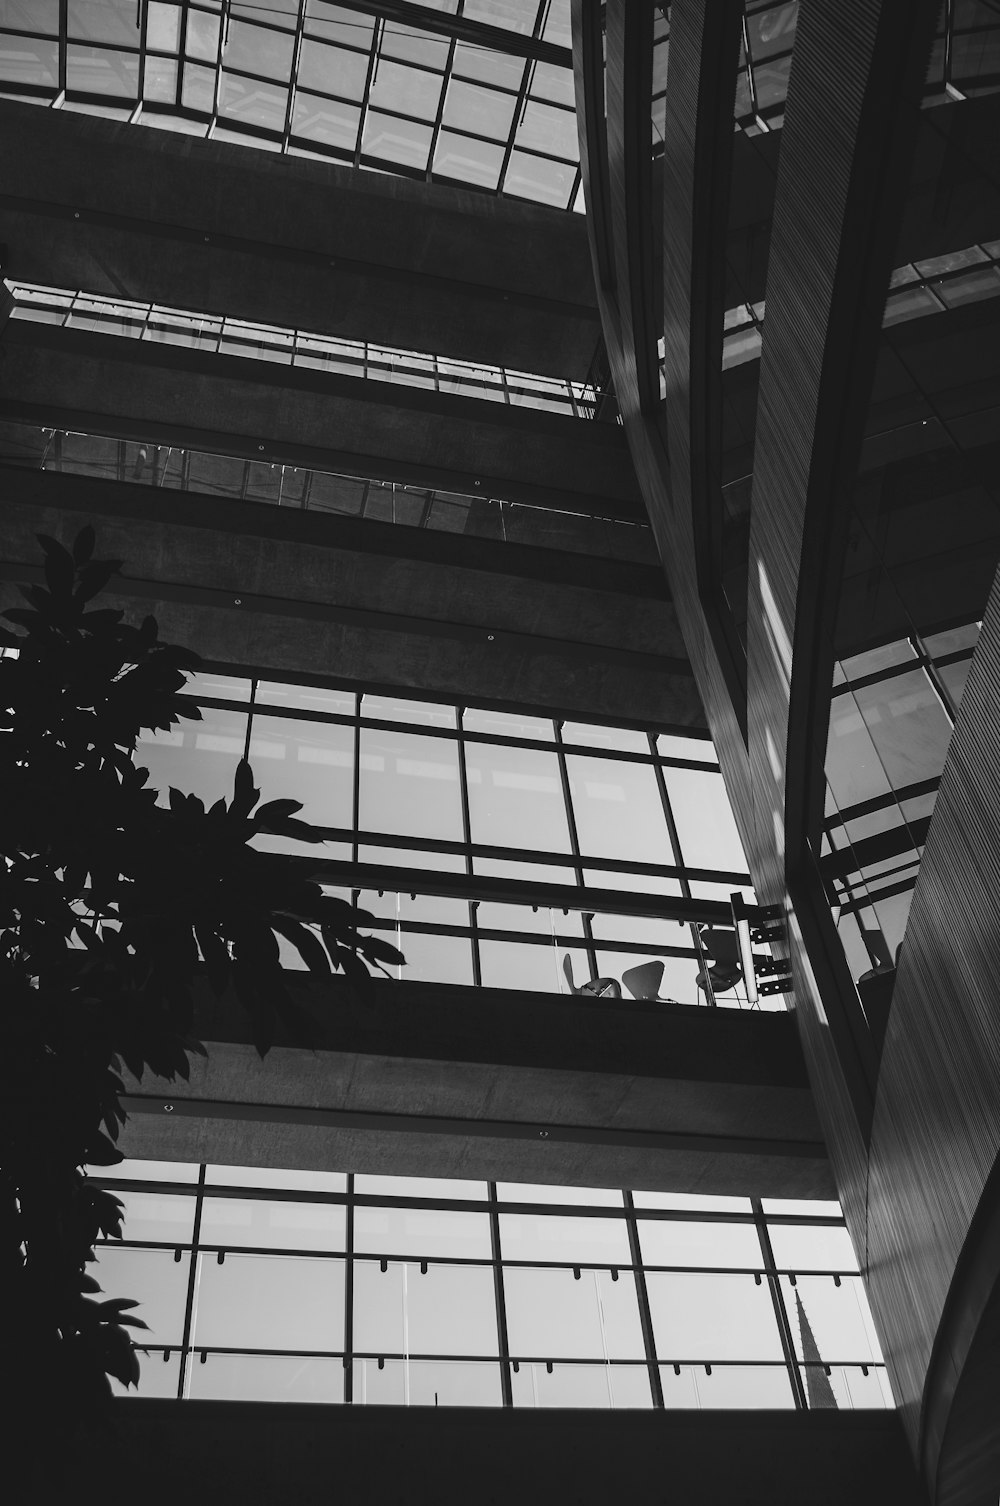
[205, 1165, 347, 1192]
[296, 37, 369, 97]
[634, 1191, 753, 1213]
[504, 149, 576, 208]
[566, 755, 673, 864]
[767, 1224, 859, 1272]
[354, 1358, 502, 1405]
[781, 1275, 883, 1364]
[665, 767, 749, 870]
[497, 1184, 623, 1208]
[463, 708, 553, 740]
[562, 723, 649, 754]
[117, 1191, 196, 1244]
[504, 1266, 644, 1360]
[135, 703, 248, 808]
[512, 1361, 651, 1408]
[0, 36, 59, 85]
[369, 58, 443, 120]
[66, 43, 139, 95]
[361, 693, 455, 728]
[192, 1253, 345, 1349]
[359, 727, 463, 840]
[255, 680, 355, 715]
[478, 938, 566, 993]
[199, 1197, 346, 1251]
[147, 1, 181, 52]
[247, 712, 354, 834]
[637, 1220, 762, 1269]
[92, 1246, 191, 1344]
[355, 1174, 487, 1200]
[362, 110, 433, 168]
[292, 91, 361, 149]
[646, 1272, 784, 1361]
[94, 1158, 200, 1183]
[499, 1213, 630, 1266]
[761, 1198, 842, 1217]
[466, 741, 570, 851]
[659, 1363, 794, 1408]
[189, 1353, 345, 1401]
[442, 78, 517, 138]
[353, 1260, 497, 1356]
[68, 0, 136, 45]
[111, 1348, 182, 1398]
[224, 19, 294, 79]
[433, 130, 505, 188]
[218, 72, 288, 131]
[354, 1207, 492, 1259]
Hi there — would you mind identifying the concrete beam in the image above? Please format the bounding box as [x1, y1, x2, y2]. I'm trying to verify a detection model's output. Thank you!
[81, 1405, 922, 1506]
[118, 978, 833, 1200]
[0, 321, 641, 513]
[0, 101, 601, 380]
[0, 472, 702, 725]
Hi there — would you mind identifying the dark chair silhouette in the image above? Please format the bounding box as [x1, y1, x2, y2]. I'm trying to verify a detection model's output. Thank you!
[562, 954, 622, 998]
[621, 960, 664, 999]
[695, 926, 743, 995]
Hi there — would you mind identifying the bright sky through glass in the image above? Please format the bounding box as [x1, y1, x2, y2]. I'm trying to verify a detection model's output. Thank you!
[92, 1158, 892, 1411]
[0, 0, 583, 209]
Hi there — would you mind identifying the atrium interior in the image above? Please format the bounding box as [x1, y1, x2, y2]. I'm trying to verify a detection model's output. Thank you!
[1, 1, 999, 1502]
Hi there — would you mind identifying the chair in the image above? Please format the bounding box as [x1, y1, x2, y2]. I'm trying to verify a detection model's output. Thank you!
[621, 960, 665, 1000]
[562, 954, 622, 998]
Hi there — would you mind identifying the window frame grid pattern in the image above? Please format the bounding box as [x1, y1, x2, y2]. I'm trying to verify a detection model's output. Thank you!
[94, 1164, 891, 1410]
[6, 280, 603, 419]
[136, 670, 766, 1008]
[0, 0, 583, 210]
[0, 420, 653, 562]
[819, 622, 979, 982]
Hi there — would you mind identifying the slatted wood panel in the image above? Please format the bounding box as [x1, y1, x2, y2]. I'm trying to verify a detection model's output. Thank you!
[867, 560, 1000, 1453]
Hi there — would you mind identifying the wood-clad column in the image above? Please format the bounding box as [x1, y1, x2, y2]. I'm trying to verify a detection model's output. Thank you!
[744, 0, 937, 1257]
[866, 558, 1000, 1468]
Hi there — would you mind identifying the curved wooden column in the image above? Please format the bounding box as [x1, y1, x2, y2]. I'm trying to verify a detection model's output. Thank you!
[743, 0, 937, 1254]
[865, 559, 1000, 1472]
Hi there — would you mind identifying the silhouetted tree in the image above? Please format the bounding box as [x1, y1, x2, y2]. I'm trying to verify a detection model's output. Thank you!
[0, 527, 401, 1420]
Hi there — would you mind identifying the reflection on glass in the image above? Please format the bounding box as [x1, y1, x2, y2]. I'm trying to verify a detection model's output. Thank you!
[115, 1192, 196, 1245]
[198, 1198, 346, 1252]
[354, 1207, 492, 1260]
[359, 727, 463, 841]
[566, 756, 672, 865]
[466, 741, 570, 852]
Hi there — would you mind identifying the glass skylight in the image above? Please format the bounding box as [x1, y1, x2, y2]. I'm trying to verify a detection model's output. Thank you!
[0, 0, 583, 209]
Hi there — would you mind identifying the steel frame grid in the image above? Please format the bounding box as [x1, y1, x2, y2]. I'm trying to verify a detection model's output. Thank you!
[93, 1163, 887, 1409]
[155, 670, 758, 1001]
[0, 0, 583, 210]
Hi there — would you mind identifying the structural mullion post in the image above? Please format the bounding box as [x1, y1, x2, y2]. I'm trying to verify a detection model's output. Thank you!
[489, 1182, 514, 1406]
[281, 0, 306, 152]
[624, 1191, 664, 1407]
[649, 734, 716, 1005]
[457, 706, 482, 987]
[58, 0, 68, 94]
[554, 719, 599, 981]
[136, 0, 149, 106]
[343, 1173, 355, 1402]
[752, 1197, 807, 1409]
[176, 1163, 207, 1399]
